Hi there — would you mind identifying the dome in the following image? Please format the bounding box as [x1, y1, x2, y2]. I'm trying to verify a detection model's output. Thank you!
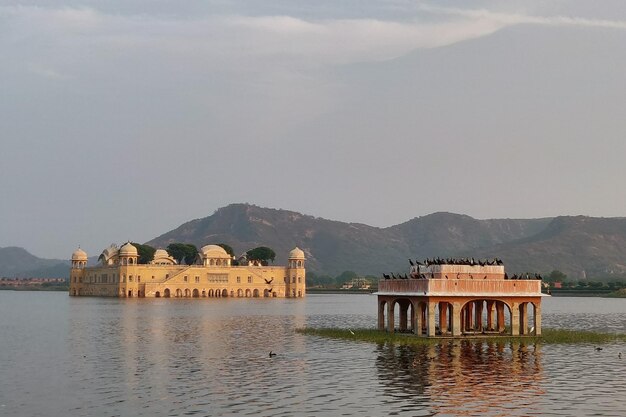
[289, 247, 305, 259]
[200, 244, 229, 258]
[119, 242, 138, 256]
[71, 247, 88, 261]
[153, 249, 169, 258]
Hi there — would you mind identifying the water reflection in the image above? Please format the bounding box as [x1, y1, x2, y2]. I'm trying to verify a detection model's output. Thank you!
[376, 341, 544, 416]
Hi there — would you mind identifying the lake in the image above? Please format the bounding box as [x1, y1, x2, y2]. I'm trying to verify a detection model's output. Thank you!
[0, 292, 625, 416]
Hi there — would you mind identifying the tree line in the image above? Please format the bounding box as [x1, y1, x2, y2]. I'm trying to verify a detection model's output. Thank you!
[131, 242, 276, 265]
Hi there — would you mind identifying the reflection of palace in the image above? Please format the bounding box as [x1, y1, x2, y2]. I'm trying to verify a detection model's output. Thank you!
[69, 243, 306, 298]
[376, 341, 544, 416]
[377, 264, 543, 336]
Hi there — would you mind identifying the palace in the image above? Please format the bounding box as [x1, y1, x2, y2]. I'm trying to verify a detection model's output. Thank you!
[69, 243, 306, 298]
[377, 261, 543, 337]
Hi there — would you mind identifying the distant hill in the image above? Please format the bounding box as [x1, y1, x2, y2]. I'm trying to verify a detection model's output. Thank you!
[5, 205, 626, 280]
[146, 204, 626, 279]
[0, 247, 69, 278]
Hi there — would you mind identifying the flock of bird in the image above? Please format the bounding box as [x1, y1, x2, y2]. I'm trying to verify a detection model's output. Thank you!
[409, 257, 504, 267]
[381, 257, 542, 280]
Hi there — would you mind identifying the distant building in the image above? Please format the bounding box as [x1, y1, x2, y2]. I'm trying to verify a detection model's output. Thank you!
[341, 277, 372, 290]
[69, 243, 306, 298]
[377, 262, 543, 337]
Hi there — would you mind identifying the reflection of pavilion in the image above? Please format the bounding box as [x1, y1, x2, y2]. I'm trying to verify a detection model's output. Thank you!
[377, 264, 543, 336]
[375, 341, 544, 416]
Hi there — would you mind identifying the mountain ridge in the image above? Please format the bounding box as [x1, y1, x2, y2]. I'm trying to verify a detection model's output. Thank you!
[4, 204, 626, 279]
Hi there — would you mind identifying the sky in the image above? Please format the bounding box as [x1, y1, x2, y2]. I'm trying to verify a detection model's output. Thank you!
[2, 0, 626, 259]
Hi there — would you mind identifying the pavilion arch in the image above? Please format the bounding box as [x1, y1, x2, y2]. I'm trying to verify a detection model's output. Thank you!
[155, 291, 161, 298]
[202, 290, 206, 297]
[192, 289, 199, 298]
[264, 289, 270, 297]
[245, 289, 252, 298]
[222, 289, 228, 297]
[184, 289, 191, 297]
[237, 289, 243, 297]
[176, 288, 183, 298]
[253, 289, 260, 298]
[164, 288, 170, 298]
[518, 301, 540, 336]
[459, 299, 513, 335]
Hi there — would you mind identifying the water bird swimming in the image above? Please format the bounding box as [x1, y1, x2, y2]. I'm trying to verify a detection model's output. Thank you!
[595, 347, 603, 351]
[269, 351, 277, 357]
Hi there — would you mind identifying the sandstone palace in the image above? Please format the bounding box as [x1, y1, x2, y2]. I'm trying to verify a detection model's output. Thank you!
[69, 243, 306, 298]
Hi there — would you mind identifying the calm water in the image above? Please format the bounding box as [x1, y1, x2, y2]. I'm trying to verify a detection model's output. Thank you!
[1, 292, 625, 417]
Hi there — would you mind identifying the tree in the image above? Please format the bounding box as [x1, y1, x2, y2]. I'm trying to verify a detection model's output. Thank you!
[547, 270, 567, 283]
[336, 270, 358, 285]
[246, 246, 276, 265]
[132, 242, 156, 264]
[217, 243, 235, 257]
[166, 243, 199, 265]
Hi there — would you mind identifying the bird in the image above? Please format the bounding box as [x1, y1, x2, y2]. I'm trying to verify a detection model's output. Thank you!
[595, 347, 603, 351]
[409, 259, 414, 266]
[264, 278, 273, 284]
[619, 352, 622, 359]
[348, 329, 355, 335]
[269, 351, 277, 357]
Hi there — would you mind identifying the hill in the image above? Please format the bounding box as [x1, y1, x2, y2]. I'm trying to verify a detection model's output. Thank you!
[0, 247, 69, 278]
[5, 205, 626, 280]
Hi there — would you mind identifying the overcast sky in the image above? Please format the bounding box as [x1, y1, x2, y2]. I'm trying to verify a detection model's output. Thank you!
[2, 0, 626, 259]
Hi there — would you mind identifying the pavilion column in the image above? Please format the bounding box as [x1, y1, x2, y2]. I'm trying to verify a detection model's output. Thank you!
[534, 303, 542, 336]
[427, 302, 437, 337]
[439, 303, 448, 334]
[486, 301, 495, 330]
[452, 302, 461, 337]
[399, 302, 408, 331]
[519, 303, 528, 335]
[415, 302, 424, 336]
[387, 300, 395, 333]
[378, 301, 385, 330]
[496, 301, 506, 332]
[410, 302, 416, 333]
[475, 301, 484, 332]
[511, 302, 520, 336]
[421, 304, 427, 334]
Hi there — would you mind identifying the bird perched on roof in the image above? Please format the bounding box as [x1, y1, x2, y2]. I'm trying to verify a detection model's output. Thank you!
[409, 259, 414, 266]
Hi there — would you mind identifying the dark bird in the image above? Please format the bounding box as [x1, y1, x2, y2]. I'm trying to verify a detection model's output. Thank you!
[409, 259, 414, 266]
[504, 272, 508, 280]
[383, 273, 390, 280]
[416, 260, 424, 266]
[595, 347, 603, 351]
[619, 352, 622, 359]
[264, 278, 274, 284]
[269, 351, 277, 357]
[445, 275, 449, 279]
[391, 273, 396, 279]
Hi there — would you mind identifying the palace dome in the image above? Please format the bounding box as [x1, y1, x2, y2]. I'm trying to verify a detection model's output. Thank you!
[153, 249, 169, 259]
[119, 242, 138, 256]
[200, 244, 230, 258]
[289, 247, 305, 259]
[71, 248, 88, 261]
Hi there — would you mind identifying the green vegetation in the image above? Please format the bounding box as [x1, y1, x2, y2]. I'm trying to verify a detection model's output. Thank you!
[132, 242, 156, 264]
[217, 243, 235, 257]
[166, 243, 199, 265]
[296, 327, 626, 345]
[246, 246, 276, 265]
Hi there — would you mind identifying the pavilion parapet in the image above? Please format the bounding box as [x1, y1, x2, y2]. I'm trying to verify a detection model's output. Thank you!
[426, 264, 505, 280]
[378, 276, 541, 296]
